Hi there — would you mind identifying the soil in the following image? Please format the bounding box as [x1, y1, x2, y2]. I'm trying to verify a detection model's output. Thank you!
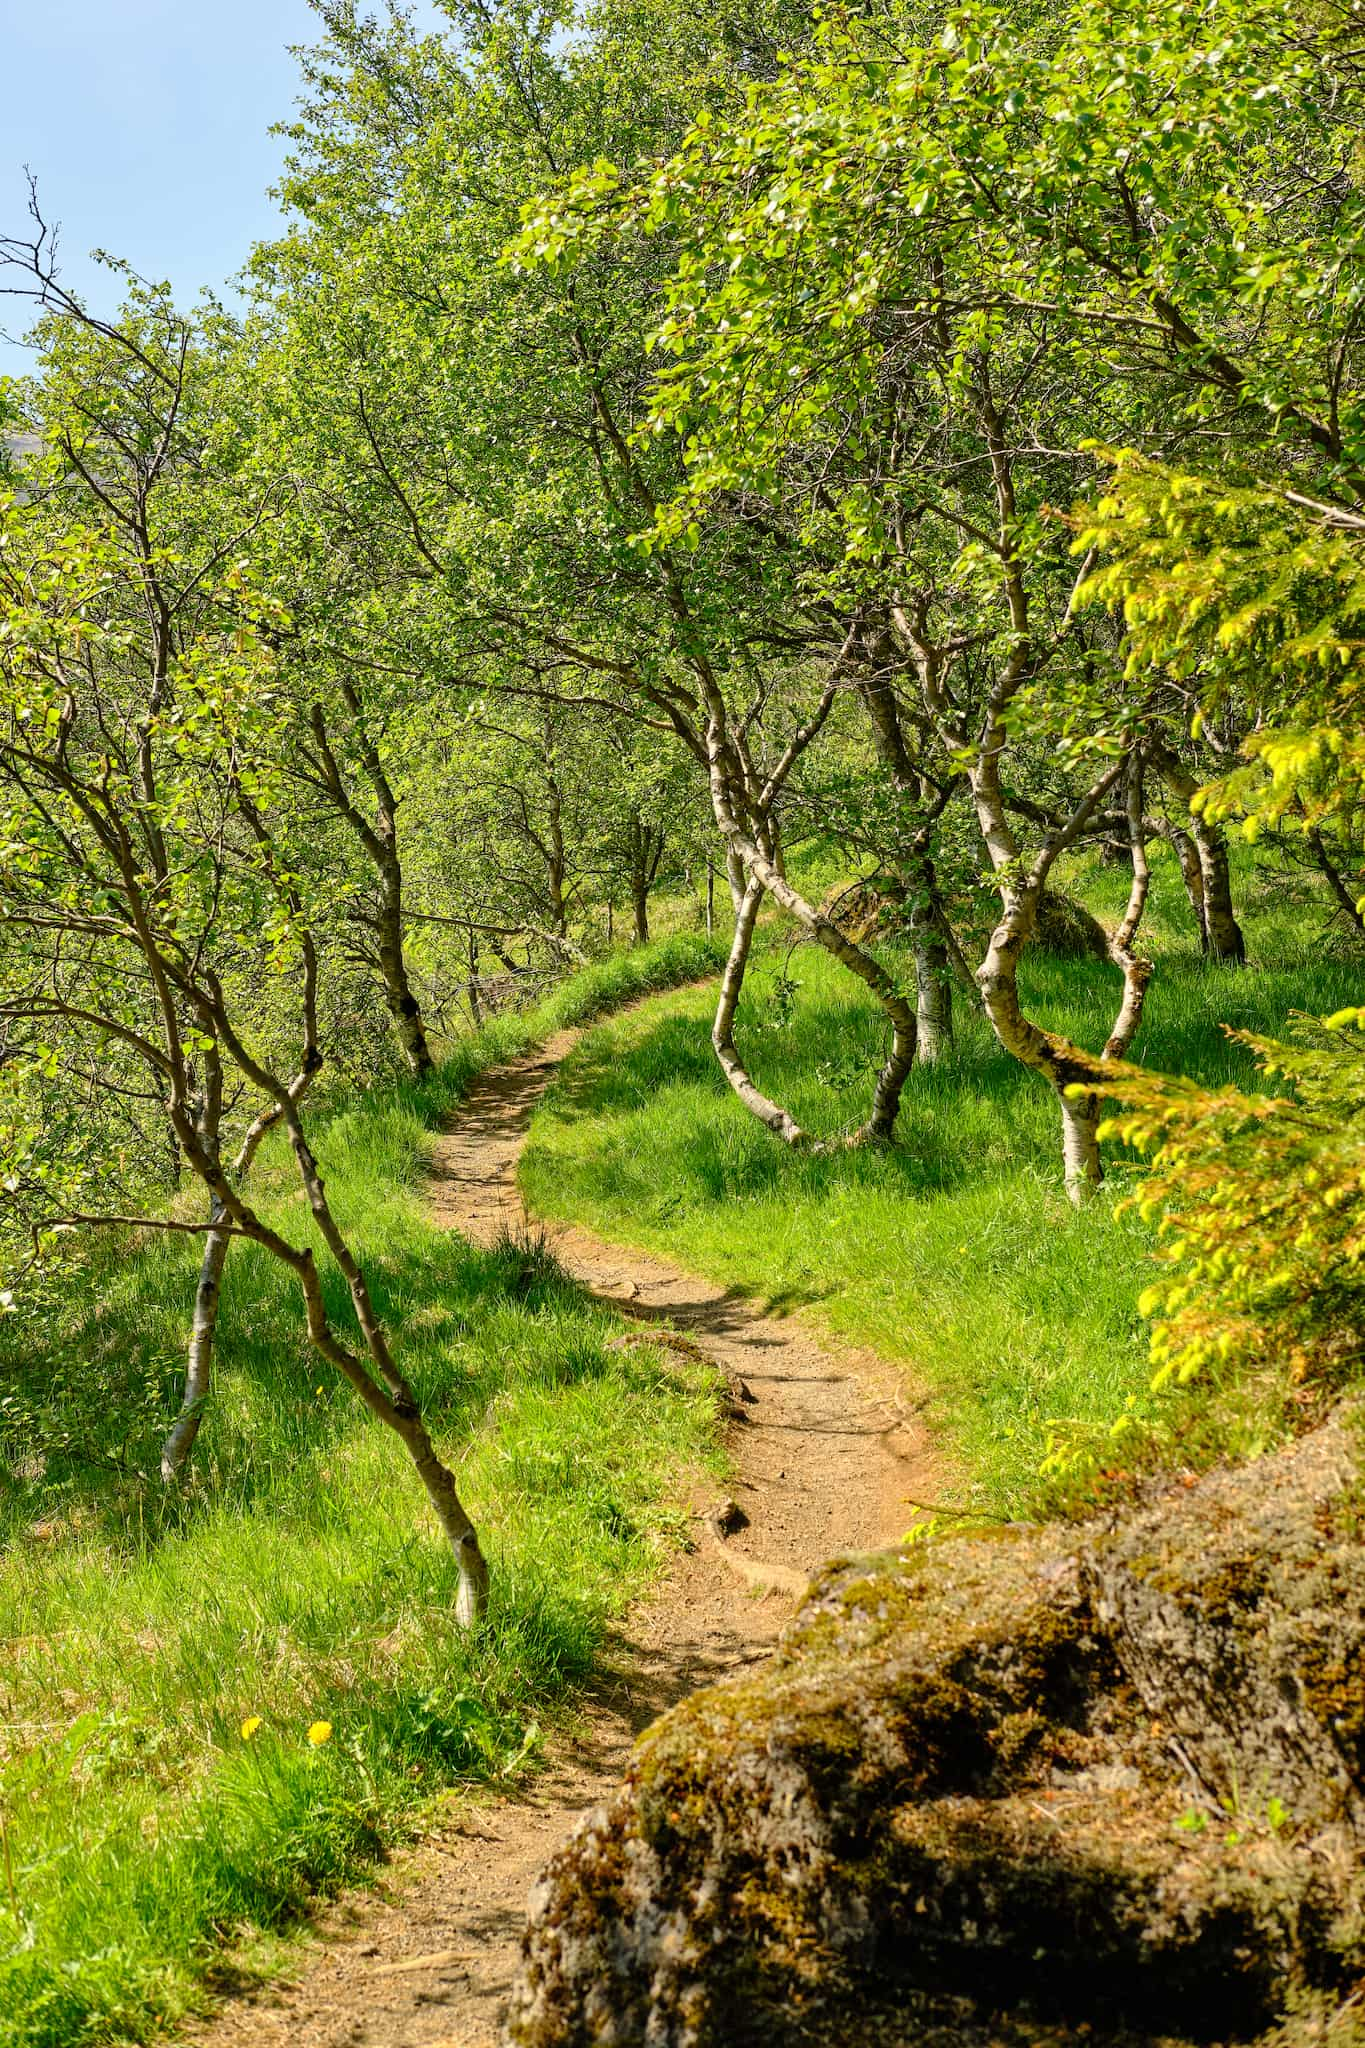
[187, 1024, 939, 2048]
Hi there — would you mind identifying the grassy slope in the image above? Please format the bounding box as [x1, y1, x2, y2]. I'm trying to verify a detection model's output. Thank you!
[0, 931, 724, 2048]
[521, 853, 1362, 1513]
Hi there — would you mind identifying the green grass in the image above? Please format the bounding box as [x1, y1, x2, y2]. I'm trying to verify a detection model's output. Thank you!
[520, 849, 1363, 1516]
[0, 929, 727, 2048]
[1, 874, 1355, 2044]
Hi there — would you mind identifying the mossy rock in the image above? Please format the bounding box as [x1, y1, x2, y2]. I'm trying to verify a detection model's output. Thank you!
[504, 1415, 1365, 2048]
[1084, 1402, 1365, 1831]
[1030, 889, 1112, 961]
[820, 877, 908, 945]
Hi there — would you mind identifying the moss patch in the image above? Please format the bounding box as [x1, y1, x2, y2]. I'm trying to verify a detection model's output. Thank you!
[506, 1412, 1365, 2048]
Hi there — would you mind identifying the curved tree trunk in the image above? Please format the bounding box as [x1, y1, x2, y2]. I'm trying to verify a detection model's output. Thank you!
[910, 851, 954, 1064]
[969, 740, 1143, 1204]
[964, 378, 1151, 1198]
[377, 854, 435, 1075]
[307, 696, 436, 1074]
[281, 1111, 490, 1624]
[712, 876, 806, 1146]
[1059, 759, 1156, 1199]
[855, 657, 955, 1064]
[1170, 827, 1210, 952]
[706, 744, 917, 1145]
[734, 832, 916, 1143]
[915, 940, 953, 1064]
[861, 999, 917, 1142]
[403, 1419, 491, 1626]
[160, 1200, 229, 1482]
[175, 1068, 487, 1620]
[1307, 827, 1365, 939]
[711, 876, 810, 1145]
[977, 898, 1124, 1204]
[1193, 816, 1247, 965]
[161, 890, 322, 1486]
[1152, 745, 1247, 965]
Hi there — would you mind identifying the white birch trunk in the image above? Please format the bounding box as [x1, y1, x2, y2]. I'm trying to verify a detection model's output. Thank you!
[711, 877, 810, 1145]
[160, 1202, 229, 1481]
[914, 941, 953, 1064]
[1061, 1095, 1103, 1203]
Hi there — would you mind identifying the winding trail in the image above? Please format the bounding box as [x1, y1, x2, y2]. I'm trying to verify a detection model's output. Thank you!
[190, 1019, 938, 2048]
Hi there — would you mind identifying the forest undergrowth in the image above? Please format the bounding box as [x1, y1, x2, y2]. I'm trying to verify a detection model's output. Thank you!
[0, 931, 724, 2048]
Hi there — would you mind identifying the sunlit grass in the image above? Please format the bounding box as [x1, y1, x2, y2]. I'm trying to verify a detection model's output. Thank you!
[0, 929, 726, 2048]
[521, 850, 1363, 1516]
[1, 870, 1356, 2045]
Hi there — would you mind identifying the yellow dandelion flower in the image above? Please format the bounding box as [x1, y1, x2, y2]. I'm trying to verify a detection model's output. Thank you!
[306, 1720, 333, 1747]
[240, 1715, 263, 1741]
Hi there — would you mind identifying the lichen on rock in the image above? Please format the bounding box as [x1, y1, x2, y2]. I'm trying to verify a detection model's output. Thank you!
[1085, 1403, 1365, 1834]
[503, 1409, 1365, 2048]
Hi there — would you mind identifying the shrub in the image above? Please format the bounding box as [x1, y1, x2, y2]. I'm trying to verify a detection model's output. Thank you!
[1101, 1008, 1365, 1400]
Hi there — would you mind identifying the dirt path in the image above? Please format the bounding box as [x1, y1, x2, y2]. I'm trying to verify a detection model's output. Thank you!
[190, 1025, 938, 2048]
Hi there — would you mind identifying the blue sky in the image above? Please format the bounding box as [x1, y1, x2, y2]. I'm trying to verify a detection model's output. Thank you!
[1, 0, 442, 377]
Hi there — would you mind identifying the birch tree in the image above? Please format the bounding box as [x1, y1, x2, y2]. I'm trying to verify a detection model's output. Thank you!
[528, 0, 1365, 1187]
[253, 0, 921, 1144]
[0, 511, 490, 1619]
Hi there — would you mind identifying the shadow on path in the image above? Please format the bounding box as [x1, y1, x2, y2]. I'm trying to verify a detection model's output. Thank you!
[186, 1015, 941, 2048]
